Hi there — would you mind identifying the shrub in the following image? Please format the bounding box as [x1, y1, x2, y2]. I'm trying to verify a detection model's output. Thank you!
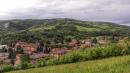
[15, 62, 32, 69]
[15, 54, 30, 69]
[117, 37, 130, 55]
[0, 64, 14, 72]
[35, 59, 46, 67]
[45, 43, 130, 66]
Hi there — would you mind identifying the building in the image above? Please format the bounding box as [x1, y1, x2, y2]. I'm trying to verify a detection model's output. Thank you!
[14, 54, 22, 65]
[51, 48, 71, 57]
[0, 45, 8, 52]
[29, 52, 44, 64]
[80, 40, 92, 49]
[0, 53, 10, 64]
[14, 42, 40, 54]
[14, 53, 45, 65]
[98, 40, 107, 45]
[69, 39, 79, 49]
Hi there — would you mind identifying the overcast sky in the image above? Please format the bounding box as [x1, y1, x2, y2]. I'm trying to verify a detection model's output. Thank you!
[0, 0, 130, 25]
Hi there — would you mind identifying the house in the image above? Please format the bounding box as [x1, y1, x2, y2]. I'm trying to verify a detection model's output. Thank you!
[0, 45, 8, 52]
[69, 39, 78, 49]
[0, 53, 10, 64]
[2, 59, 11, 64]
[37, 47, 51, 54]
[14, 42, 40, 54]
[14, 54, 22, 65]
[0, 53, 9, 60]
[96, 36, 111, 45]
[14, 53, 44, 65]
[98, 40, 107, 45]
[80, 40, 92, 49]
[51, 48, 71, 57]
[29, 52, 44, 64]
[80, 44, 89, 49]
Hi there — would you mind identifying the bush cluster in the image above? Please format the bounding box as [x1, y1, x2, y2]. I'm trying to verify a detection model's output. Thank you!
[0, 64, 14, 73]
[38, 43, 130, 66]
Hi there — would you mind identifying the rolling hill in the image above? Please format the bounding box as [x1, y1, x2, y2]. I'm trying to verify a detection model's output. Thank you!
[0, 18, 130, 44]
[0, 18, 130, 34]
[6, 55, 130, 73]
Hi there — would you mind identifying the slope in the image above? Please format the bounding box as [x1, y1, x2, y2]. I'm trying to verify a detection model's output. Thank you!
[6, 55, 130, 73]
[0, 18, 130, 44]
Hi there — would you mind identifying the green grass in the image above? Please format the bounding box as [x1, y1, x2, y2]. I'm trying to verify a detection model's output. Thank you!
[94, 24, 122, 31]
[28, 25, 55, 32]
[76, 25, 101, 31]
[6, 55, 130, 73]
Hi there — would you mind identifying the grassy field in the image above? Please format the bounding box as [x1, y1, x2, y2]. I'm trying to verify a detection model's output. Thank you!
[6, 55, 130, 73]
[28, 25, 55, 32]
[76, 25, 101, 31]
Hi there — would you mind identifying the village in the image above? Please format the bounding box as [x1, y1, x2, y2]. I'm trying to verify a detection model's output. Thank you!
[0, 37, 110, 66]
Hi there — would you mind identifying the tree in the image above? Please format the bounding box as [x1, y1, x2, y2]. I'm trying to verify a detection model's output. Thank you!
[19, 54, 30, 69]
[92, 38, 97, 44]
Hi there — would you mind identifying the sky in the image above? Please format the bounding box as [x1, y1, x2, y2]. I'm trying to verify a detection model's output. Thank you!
[0, 0, 130, 25]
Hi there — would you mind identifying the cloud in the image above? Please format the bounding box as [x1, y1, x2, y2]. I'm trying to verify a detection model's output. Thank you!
[0, 0, 130, 25]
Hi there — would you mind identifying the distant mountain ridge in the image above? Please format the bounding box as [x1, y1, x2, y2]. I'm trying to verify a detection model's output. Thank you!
[0, 18, 129, 32]
[0, 18, 130, 44]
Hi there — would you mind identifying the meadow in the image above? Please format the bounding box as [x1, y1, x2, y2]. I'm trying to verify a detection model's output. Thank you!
[6, 55, 130, 73]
